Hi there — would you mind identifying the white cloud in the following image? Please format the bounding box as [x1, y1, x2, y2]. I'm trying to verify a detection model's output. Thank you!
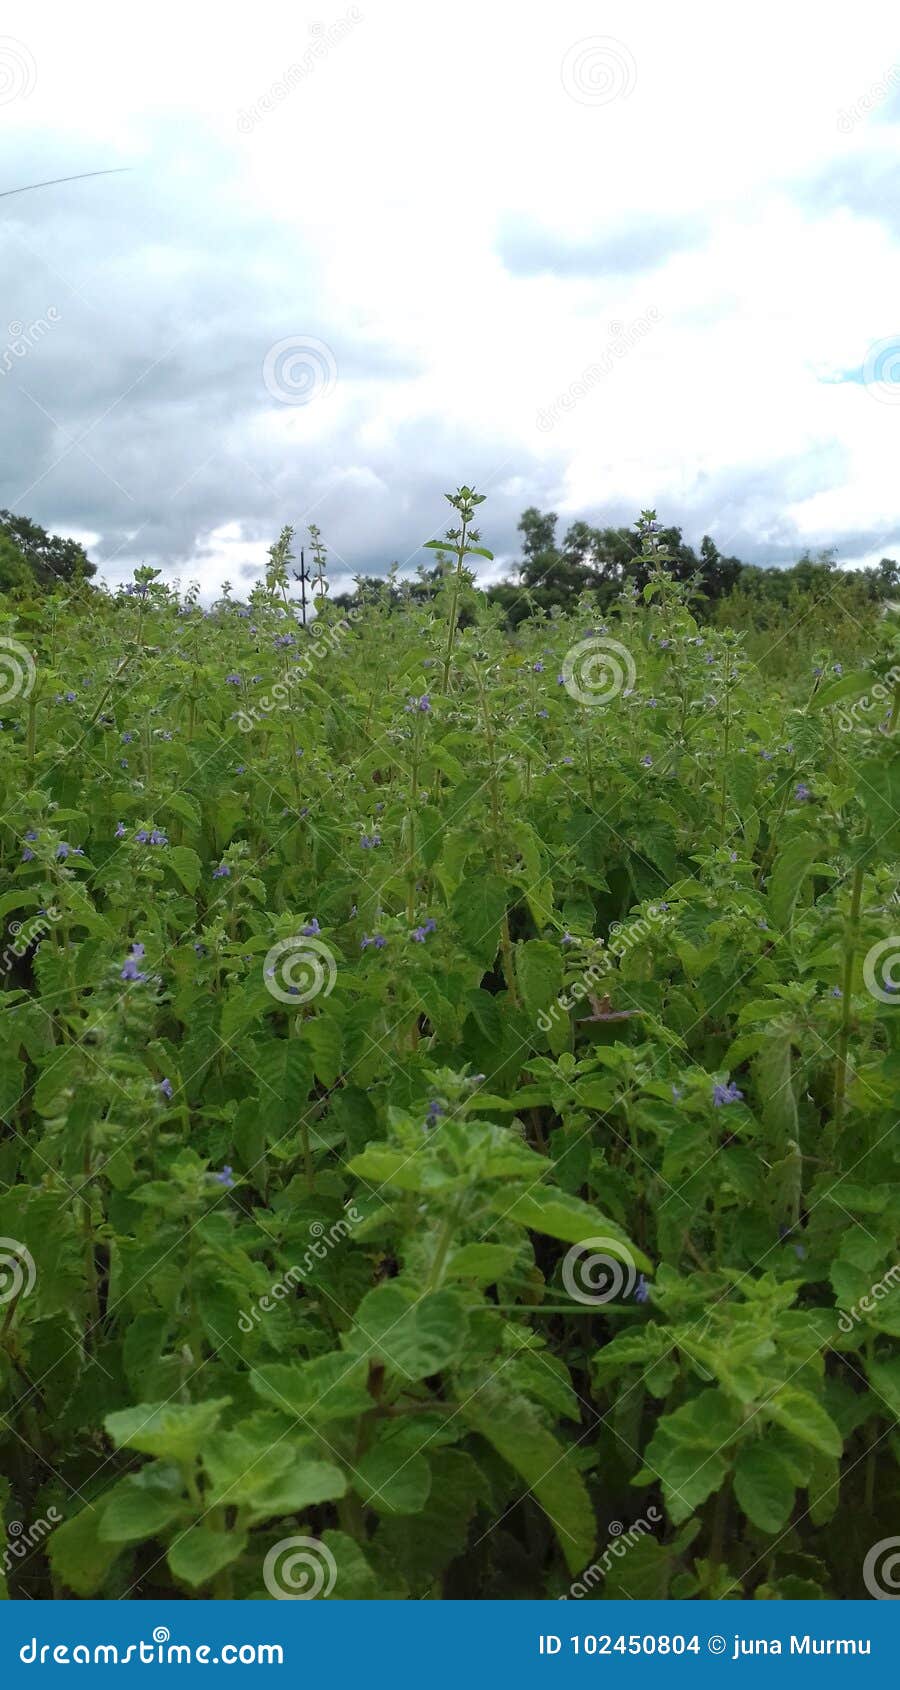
[4, 0, 900, 587]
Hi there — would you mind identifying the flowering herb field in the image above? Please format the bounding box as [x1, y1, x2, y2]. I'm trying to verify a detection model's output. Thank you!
[0, 498, 898, 1602]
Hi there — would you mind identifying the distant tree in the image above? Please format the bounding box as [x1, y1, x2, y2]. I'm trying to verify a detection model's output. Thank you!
[0, 529, 34, 593]
[0, 510, 96, 588]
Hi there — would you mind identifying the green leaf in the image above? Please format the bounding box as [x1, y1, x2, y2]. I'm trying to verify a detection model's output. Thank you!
[733, 1440, 797, 1533]
[99, 1475, 188, 1544]
[516, 939, 563, 1020]
[768, 835, 823, 932]
[462, 1386, 594, 1575]
[167, 845, 202, 894]
[494, 1184, 650, 1267]
[104, 1398, 231, 1463]
[251, 1354, 372, 1423]
[857, 754, 900, 850]
[168, 1525, 247, 1588]
[353, 1442, 431, 1515]
[450, 873, 508, 967]
[445, 1243, 519, 1283]
[764, 1388, 842, 1457]
[352, 1286, 468, 1380]
[644, 1391, 744, 1525]
[48, 1507, 122, 1597]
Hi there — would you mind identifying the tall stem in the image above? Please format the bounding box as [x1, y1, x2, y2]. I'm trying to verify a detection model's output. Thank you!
[834, 856, 865, 1128]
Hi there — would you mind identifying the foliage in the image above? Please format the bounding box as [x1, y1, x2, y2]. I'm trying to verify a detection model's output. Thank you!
[0, 498, 898, 1601]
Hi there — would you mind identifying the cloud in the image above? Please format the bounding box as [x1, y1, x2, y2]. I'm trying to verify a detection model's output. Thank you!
[3, 3, 900, 596]
[497, 215, 707, 280]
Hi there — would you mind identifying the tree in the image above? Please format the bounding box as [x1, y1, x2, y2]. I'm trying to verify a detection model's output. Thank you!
[0, 510, 96, 588]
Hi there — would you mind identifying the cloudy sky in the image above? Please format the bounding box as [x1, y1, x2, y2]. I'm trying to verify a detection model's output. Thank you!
[3, 1, 900, 598]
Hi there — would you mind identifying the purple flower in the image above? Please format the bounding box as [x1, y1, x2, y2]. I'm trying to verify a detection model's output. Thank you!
[214, 1165, 235, 1187]
[301, 918, 320, 936]
[225, 674, 242, 686]
[115, 822, 127, 838]
[556, 673, 565, 686]
[794, 782, 812, 802]
[25, 830, 37, 841]
[640, 755, 653, 768]
[149, 829, 168, 846]
[562, 932, 578, 946]
[833, 663, 843, 676]
[159, 1078, 173, 1100]
[212, 864, 230, 879]
[65, 691, 77, 703]
[361, 933, 386, 950]
[532, 661, 544, 673]
[235, 764, 246, 775]
[537, 708, 549, 718]
[633, 1274, 650, 1304]
[120, 943, 148, 983]
[647, 698, 658, 708]
[425, 1099, 445, 1127]
[831, 987, 842, 998]
[22, 847, 35, 862]
[122, 731, 134, 743]
[360, 834, 382, 849]
[134, 830, 150, 844]
[561, 756, 573, 766]
[56, 842, 83, 860]
[671, 1084, 684, 1101]
[712, 1080, 743, 1107]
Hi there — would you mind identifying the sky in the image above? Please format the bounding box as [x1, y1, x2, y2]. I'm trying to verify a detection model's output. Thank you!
[2, 0, 900, 600]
